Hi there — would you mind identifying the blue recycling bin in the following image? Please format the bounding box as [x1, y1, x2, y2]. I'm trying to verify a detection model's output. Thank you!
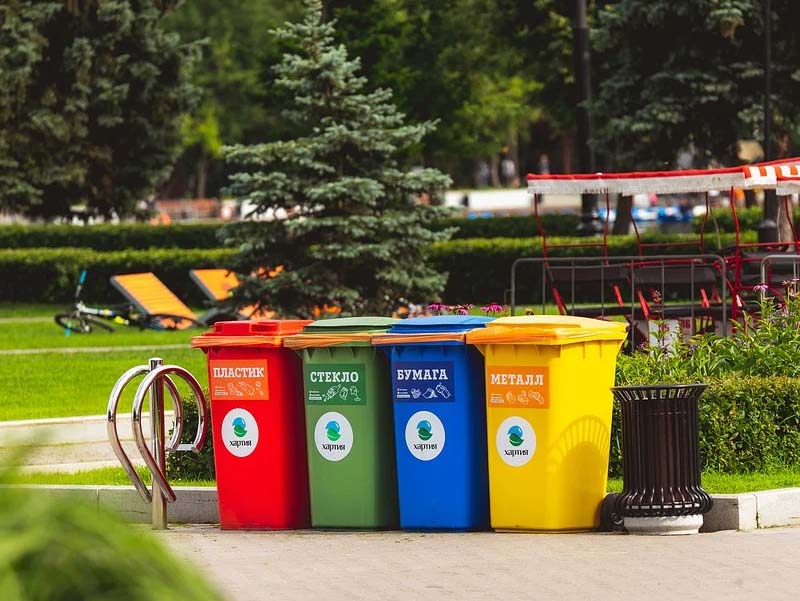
[373, 315, 493, 530]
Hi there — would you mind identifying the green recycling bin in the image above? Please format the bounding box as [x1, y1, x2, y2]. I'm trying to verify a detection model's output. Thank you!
[285, 317, 400, 528]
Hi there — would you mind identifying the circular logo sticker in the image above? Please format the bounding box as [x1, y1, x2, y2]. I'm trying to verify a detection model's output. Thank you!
[314, 411, 354, 462]
[404, 410, 446, 461]
[221, 408, 259, 458]
[496, 416, 536, 467]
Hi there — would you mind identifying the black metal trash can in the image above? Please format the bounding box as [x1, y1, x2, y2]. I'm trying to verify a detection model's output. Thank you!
[611, 384, 713, 534]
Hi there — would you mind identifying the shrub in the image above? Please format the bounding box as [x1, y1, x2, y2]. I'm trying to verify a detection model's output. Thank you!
[613, 293, 800, 475]
[0, 214, 579, 251]
[435, 213, 581, 238]
[166, 393, 215, 482]
[0, 223, 224, 250]
[0, 460, 222, 600]
[0, 247, 237, 304]
[693, 206, 800, 234]
[608, 374, 800, 476]
[0, 231, 756, 304]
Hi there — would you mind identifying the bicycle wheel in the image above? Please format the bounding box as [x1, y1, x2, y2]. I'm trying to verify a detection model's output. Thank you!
[55, 314, 114, 334]
[141, 313, 207, 330]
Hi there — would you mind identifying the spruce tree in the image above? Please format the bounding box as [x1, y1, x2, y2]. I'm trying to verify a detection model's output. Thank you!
[221, 0, 454, 318]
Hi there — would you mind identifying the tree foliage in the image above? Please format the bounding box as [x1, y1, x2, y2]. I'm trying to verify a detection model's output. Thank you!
[221, 0, 454, 317]
[164, 0, 297, 196]
[329, 0, 554, 167]
[592, 0, 800, 170]
[0, 0, 197, 219]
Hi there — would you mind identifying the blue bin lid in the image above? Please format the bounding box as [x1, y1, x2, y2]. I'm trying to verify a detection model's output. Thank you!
[387, 315, 493, 335]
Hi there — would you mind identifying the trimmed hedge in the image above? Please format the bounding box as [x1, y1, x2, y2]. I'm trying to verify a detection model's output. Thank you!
[435, 213, 580, 238]
[0, 248, 237, 306]
[0, 214, 580, 251]
[1, 209, 789, 252]
[694, 206, 800, 233]
[0, 231, 756, 304]
[0, 224, 226, 251]
[608, 375, 800, 476]
[430, 231, 755, 303]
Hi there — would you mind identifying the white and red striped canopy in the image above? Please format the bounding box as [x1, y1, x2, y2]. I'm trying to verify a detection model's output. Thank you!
[527, 157, 800, 196]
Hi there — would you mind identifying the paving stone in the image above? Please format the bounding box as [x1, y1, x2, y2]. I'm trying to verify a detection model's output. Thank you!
[160, 526, 800, 601]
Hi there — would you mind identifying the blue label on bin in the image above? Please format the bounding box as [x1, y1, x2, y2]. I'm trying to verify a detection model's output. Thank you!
[392, 361, 454, 402]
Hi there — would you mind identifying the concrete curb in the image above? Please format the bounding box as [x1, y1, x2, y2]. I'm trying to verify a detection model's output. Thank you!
[5, 485, 218, 525]
[6, 485, 800, 531]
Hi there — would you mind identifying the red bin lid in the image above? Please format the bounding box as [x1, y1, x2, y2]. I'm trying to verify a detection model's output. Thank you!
[191, 319, 313, 349]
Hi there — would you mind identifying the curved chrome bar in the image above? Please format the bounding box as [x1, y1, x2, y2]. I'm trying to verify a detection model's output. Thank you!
[107, 365, 151, 503]
[132, 370, 177, 504]
[158, 366, 209, 454]
[162, 375, 184, 452]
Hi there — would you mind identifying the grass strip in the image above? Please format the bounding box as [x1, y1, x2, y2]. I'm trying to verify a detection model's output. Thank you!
[607, 468, 800, 494]
[10, 466, 213, 487]
[12, 467, 800, 494]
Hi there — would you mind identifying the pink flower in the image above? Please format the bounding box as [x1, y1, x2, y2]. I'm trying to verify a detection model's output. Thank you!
[753, 283, 769, 293]
[481, 302, 504, 314]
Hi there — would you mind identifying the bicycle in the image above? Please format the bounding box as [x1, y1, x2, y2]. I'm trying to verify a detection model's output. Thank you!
[54, 270, 206, 334]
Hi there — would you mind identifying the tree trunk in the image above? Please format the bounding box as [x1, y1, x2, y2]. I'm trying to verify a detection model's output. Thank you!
[196, 155, 208, 199]
[489, 154, 501, 187]
[612, 194, 632, 235]
[778, 197, 795, 244]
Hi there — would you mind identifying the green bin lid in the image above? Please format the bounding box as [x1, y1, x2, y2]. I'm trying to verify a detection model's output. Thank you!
[301, 316, 399, 334]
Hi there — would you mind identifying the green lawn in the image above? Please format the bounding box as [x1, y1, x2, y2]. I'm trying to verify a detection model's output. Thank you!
[13, 467, 800, 494]
[0, 303, 65, 318]
[0, 303, 209, 420]
[0, 348, 208, 421]
[10, 466, 213, 487]
[607, 468, 800, 494]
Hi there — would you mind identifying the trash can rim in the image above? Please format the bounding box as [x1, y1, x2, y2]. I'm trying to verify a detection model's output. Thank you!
[611, 383, 708, 392]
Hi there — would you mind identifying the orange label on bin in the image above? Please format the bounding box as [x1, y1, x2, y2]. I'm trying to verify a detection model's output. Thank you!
[486, 366, 549, 409]
[209, 359, 269, 400]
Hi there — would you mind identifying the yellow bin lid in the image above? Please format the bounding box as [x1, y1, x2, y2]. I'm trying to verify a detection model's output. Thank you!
[465, 315, 627, 346]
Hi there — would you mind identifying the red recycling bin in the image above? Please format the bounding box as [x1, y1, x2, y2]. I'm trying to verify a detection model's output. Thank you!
[192, 320, 312, 529]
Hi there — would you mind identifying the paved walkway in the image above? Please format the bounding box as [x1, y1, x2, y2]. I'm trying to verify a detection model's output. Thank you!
[0, 413, 167, 472]
[162, 526, 800, 601]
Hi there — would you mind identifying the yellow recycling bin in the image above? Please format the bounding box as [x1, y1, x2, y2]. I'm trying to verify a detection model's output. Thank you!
[466, 315, 626, 531]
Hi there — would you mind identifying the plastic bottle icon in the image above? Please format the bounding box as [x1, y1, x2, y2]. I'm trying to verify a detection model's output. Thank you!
[434, 383, 451, 399]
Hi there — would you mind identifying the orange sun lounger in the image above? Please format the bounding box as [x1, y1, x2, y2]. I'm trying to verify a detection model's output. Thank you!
[110, 272, 206, 329]
[189, 269, 275, 320]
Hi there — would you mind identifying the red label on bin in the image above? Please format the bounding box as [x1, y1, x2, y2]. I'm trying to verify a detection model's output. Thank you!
[209, 359, 270, 400]
[486, 366, 549, 409]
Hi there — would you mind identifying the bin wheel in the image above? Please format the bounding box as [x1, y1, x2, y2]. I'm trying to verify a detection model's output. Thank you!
[599, 493, 624, 532]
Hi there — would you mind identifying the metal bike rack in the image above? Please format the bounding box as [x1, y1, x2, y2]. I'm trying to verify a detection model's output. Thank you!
[107, 357, 208, 529]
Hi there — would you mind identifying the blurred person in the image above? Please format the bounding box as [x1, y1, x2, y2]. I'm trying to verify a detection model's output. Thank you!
[537, 153, 551, 175]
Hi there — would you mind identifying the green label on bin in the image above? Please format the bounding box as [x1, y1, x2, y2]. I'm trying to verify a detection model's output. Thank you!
[305, 364, 366, 405]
